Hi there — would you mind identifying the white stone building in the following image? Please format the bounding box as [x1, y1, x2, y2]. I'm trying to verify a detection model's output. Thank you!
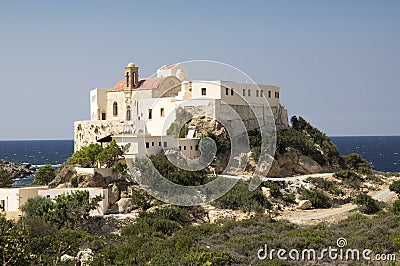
[74, 63, 288, 158]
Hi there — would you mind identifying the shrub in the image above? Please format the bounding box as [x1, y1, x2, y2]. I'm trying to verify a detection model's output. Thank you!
[342, 153, 372, 174]
[354, 194, 380, 214]
[21, 191, 103, 230]
[178, 251, 233, 265]
[0, 168, 13, 187]
[333, 170, 363, 189]
[70, 176, 78, 188]
[389, 181, 400, 196]
[308, 177, 343, 195]
[34, 165, 56, 185]
[213, 181, 271, 213]
[301, 189, 331, 208]
[392, 200, 400, 214]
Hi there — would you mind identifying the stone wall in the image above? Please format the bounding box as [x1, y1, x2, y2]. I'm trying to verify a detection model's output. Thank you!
[74, 120, 126, 151]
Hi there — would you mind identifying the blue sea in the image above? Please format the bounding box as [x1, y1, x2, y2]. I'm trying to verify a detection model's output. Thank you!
[0, 140, 74, 186]
[331, 136, 400, 173]
[0, 137, 399, 187]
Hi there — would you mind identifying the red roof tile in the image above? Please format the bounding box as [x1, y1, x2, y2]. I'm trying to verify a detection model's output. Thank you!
[159, 64, 177, 70]
[113, 80, 126, 91]
[137, 77, 167, 89]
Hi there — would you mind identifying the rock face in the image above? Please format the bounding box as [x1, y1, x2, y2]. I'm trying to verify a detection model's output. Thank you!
[48, 165, 77, 188]
[267, 148, 324, 177]
[0, 160, 34, 179]
[188, 116, 228, 139]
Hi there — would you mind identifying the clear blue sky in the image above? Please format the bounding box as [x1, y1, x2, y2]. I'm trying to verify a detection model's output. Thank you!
[0, 0, 399, 139]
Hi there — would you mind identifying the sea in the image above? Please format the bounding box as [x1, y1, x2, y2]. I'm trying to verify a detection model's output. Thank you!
[0, 137, 399, 187]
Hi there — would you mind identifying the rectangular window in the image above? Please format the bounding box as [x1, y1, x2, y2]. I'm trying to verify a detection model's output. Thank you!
[148, 109, 152, 120]
[190, 146, 193, 150]
[277, 92, 280, 98]
[226, 87, 229, 95]
[268, 91, 271, 98]
[248, 89, 251, 97]
[101, 113, 106, 120]
[179, 146, 182, 150]
[163, 142, 167, 147]
[256, 90, 259, 97]
[184, 146, 187, 150]
[260, 90, 263, 97]
[152, 142, 154, 146]
[231, 88, 234, 95]
[201, 88, 207, 95]
[146, 142, 149, 148]
[160, 108, 165, 117]
[159, 142, 161, 146]
[243, 89, 246, 96]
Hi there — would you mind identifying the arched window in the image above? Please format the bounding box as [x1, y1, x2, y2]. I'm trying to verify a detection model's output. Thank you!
[113, 102, 118, 116]
[126, 106, 131, 121]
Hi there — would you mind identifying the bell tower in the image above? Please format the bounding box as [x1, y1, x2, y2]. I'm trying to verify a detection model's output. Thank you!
[124, 63, 139, 89]
[123, 63, 139, 120]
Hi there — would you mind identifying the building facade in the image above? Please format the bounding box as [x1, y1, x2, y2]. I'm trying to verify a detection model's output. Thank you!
[74, 63, 289, 158]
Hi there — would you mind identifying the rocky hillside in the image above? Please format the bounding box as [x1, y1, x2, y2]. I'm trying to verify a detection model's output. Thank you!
[267, 116, 343, 177]
[186, 115, 343, 177]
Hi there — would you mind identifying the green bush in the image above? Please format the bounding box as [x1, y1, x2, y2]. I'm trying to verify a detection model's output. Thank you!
[354, 194, 380, 214]
[301, 189, 331, 208]
[0, 168, 13, 187]
[392, 200, 400, 214]
[308, 177, 343, 195]
[342, 153, 372, 174]
[333, 170, 363, 189]
[34, 165, 56, 185]
[21, 191, 103, 230]
[213, 181, 271, 213]
[389, 181, 400, 196]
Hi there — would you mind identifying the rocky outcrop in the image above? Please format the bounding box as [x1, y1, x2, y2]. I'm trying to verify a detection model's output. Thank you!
[0, 160, 34, 179]
[48, 165, 77, 188]
[188, 116, 228, 139]
[267, 148, 323, 177]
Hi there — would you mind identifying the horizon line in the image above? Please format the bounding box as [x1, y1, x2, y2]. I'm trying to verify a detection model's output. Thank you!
[0, 135, 400, 141]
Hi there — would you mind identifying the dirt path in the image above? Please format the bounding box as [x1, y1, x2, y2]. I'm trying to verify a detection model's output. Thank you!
[281, 188, 396, 224]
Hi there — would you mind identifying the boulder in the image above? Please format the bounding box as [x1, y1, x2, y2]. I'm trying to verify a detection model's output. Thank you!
[298, 200, 312, 210]
[60, 254, 76, 262]
[261, 187, 271, 199]
[77, 172, 107, 188]
[116, 198, 134, 213]
[108, 184, 120, 206]
[77, 249, 94, 266]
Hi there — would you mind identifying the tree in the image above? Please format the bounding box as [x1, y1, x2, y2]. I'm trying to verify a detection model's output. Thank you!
[34, 165, 56, 185]
[70, 143, 103, 168]
[0, 168, 13, 187]
[0, 215, 32, 265]
[21, 190, 103, 230]
[97, 140, 128, 168]
[70, 141, 129, 169]
[389, 181, 400, 196]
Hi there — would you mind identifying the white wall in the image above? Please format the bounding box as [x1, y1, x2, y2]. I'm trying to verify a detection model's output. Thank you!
[90, 89, 107, 120]
[191, 81, 221, 99]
